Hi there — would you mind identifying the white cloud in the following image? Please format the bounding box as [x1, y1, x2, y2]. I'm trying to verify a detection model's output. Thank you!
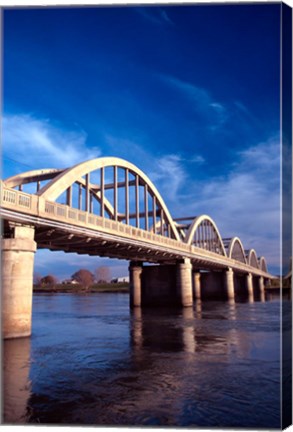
[149, 154, 186, 202]
[104, 133, 202, 204]
[158, 75, 228, 130]
[178, 137, 281, 271]
[189, 155, 205, 164]
[2, 113, 101, 170]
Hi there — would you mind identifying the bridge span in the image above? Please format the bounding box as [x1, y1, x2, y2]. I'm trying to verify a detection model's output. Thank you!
[1, 157, 273, 338]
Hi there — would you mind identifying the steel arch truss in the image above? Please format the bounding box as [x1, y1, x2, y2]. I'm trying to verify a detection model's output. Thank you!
[4, 157, 180, 241]
[184, 215, 226, 256]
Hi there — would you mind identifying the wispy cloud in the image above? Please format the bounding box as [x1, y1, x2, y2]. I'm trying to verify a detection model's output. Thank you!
[135, 7, 174, 26]
[178, 136, 281, 271]
[158, 75, 228, 130]
[149, 154, 186, 202]
[2, 113, 101, 170]
[104, 133, 204, 204]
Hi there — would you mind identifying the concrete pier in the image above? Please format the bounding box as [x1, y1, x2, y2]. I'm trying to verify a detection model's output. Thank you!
[129, 261, 143, 307]
[2, 225, 36, 339]
[176, 258, 193, 307]
[193, 271, 201, 300]
[245, 273, 254, 302]
[259, 276, 265, 302]
[224, 267, 235, 301]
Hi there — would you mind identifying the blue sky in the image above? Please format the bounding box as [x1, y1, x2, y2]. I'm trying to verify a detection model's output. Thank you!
[2, 3, 282, 277]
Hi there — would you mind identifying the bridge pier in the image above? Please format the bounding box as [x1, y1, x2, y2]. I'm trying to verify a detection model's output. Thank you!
[139, 260, 193, 307]
[245, 273, 254, 302]
[193, 271, 201, 300]
[258, 276, 265, 302]
[2, 225, 36, 339]
[224, 268, 235, 301]
[129, 261, 143, 308]
[176, 258, 193, 307]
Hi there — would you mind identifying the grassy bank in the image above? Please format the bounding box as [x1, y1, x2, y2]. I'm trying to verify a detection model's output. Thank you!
[33, 282, 129, 294]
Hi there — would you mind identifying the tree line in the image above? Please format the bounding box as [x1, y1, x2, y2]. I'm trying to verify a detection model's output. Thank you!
[34, 266, 112, 290]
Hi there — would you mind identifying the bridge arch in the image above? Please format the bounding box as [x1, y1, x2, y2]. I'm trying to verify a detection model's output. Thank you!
[246, 249, 259, 269]
[226, 237, 247, 264]
[258, 256, 268, 273]
[30, 157, 181, 241]
[184, 215, 226, 256]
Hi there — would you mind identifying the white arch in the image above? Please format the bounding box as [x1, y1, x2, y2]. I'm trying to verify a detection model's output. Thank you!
[247, 249, 259, 269]
[258, 256, 268, 272]
[184, 214, 226, 256]
[227, 237, 247, 264]
[37, 157, 181, 241]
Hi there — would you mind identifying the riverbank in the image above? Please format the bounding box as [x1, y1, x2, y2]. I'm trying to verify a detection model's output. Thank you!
[33, 282, 129, 294]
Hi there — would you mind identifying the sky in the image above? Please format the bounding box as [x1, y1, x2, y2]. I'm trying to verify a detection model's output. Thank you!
[2, 2, 282, 278]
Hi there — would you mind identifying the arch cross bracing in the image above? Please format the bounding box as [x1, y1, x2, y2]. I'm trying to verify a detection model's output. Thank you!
[5, 158, 181, 241]
[184, 215, 227, 256]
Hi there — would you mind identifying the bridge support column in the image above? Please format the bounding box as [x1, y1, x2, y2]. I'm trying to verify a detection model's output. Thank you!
[258, 276, 265, 302]
[224, 268, 235, 301]
[245, 273, 254, 302]
[129, 261, 143, 308]
[2, 225, 36, 339]
[176, 258, 193, 307]
[193, 271, 201, 300]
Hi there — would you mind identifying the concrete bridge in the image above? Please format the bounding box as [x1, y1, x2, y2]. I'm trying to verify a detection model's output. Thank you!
[1, 157, 273, 339]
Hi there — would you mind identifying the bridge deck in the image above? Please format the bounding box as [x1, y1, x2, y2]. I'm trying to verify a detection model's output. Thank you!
[0, 182, 272, 278]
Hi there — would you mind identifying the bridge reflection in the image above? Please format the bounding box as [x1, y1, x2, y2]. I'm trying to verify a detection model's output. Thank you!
[3, 338, 32, 424]
[3, 295, 280, 426]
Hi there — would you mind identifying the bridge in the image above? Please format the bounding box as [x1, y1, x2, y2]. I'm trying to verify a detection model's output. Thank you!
[1, 157, 273, 339]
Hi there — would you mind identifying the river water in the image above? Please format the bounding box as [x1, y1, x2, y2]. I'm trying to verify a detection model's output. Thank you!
[3, 293, 283, 428]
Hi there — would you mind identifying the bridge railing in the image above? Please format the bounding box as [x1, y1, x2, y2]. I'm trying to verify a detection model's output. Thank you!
[0, 182, 191, 252]
[1, 183, 39, 215]
[40, 191, 191, 252]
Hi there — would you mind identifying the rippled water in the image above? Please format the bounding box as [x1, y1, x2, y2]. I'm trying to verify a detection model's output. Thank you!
[3, 293, 282, 428]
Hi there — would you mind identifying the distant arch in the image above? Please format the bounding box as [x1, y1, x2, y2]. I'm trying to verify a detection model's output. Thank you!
[184, 215, 226, 256]
[247, 249, 259, 269]
[258, 257, 268, 273]
[227, 237, 247, 264]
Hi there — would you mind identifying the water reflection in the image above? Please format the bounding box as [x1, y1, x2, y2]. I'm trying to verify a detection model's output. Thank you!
[182, 307, 196, 353]
[3, 337, 31, 424]
[2, 293, 282, 428]
[195, 299, 202, 319]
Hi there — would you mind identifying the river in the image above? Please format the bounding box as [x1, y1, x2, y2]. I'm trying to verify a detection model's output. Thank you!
[3, 293, 283, 428]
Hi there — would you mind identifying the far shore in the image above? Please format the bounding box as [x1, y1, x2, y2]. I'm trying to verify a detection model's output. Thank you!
[33, 282, 129, 294]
